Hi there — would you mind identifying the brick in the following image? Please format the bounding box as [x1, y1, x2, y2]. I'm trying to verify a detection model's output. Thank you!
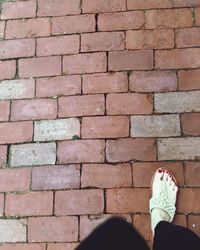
[178, 69, 200, 90]
[106, 138, 156, 162]
[10, 143, 56, 167]
[11, 99, 57, 121]
[176, 27, 200, 48]
[185, 163, 200, 187]
[109, 50, 153, 71]
[130, 71, 177, 92]
[6, 18, 51, 39]
[177, 188, 200, 213]
[0, 145, 7, 167]
[0, 21, 5, 39]
[57, 140, 105, 164]
[145, 9, 193, 29]
[188, 216, 200, 237]
[196, 8, 200, 25]
[0, 121, 33, 144]
[127, 0, 172, 9]
[28, 217, 78, 242]
[173, 214, 187, 227]
[37, 35, 79, 56]
[37, 0, 80, 16]
[0, 101, 10, 121]
[107, 93, 153, 115]
[156, 48, 200, 69]
[63, 53, 107, 74]
[55, 189, 104, 215]
[36, 75, 81, 98]
[47, 243, 78, 250]
[106, 188, 149, 213]
[182, 113, 200, 136]
[58, 95, 105, 117]
[32, 165, 80, 190]
[0, 79, 35, 100]
[34, 119, 80, 141]
[5, 192, 53, 217]
[19, 56, 61, 78]
[0, 220, 26, 243]
[133, 214, 151, 242]
[158, 138, 200, 160]
[155, 91, 200, 113]
[82, 0, 126, 13]
[173, 0, 200, 7]
[83, 72, 128, 94]
[131, 115, 180, 137]
[132, 162, 184, 187]
[0, 244, 46, 250]
[81, 32, 125, 52]
[98, 11, 144, 31]
[81, 164, 132, 188]
[0, 60, 16, 81]
[0, 195, 4, 216]
[0, 168, 30, 192]
[52, 15, 95, 35]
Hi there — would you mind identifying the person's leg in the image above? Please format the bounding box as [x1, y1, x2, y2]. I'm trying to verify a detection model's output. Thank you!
[76, 217, 150, 250]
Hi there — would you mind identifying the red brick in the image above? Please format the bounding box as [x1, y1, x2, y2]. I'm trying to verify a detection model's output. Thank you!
[145, 9, 193, 29]
[81, 164, 132, 188]
[109, 50, 153, 71]
[6, 18, 51, 39]
[0, 121, 33, 144]
[106, 138, 156, 162]
[174, 0, 200, 7]
[63, 53, 107, 74]
[0, 60, 16, 80]
[82, 0, 126, 13]
[0, 244, 46, 250]
[98, 11, 144, 31]
[11, 99, 57, 121]
[32, 165, 80, 190]
[173, 214, 187, 227]
[182, 113, 200, 136]
[52, 15, 95, 35]
[155, 48, 200, 69]
[82, 116, 129, 138]
[19, 56, 61, 78]
[133, 214, 152, 242]
[55, 189, 104, 215]
[132, 162, 184, 187]
[1, 0, 36, 19]
[107, 93, 153, 115]
[37, 0, 80, 16]
[47, 243, 78, 250]
[0, 101, 10, 121]
[130, 71, 177, 93]
[127, 0, 172, 9]
[196, 8, 200, 25]
[185, 163, 200, 187]
[106, 188, 149, 213]
[0, 145, 7, 167]
[58, 95, 104, 117]
[177, 188, 200, 213]
[0, 194, 4, 216]
[176, 27, 200, 48]
[28, 217, 78, 242]
[188, 215, 200, 237]
[0, 21, 5, 39]
[178, 69, 200, 90]
[37, 35, 79, 57]
[57, 140, 105, 164]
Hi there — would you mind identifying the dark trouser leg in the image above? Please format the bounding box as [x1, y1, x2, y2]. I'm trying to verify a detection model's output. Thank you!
[153, 221, 200, 250]
[76, 217, 150, 250]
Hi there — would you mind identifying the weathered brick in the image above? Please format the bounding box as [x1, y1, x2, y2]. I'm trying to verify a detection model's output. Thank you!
[52, 15, 95, 35]
[158, 138, 200, 160]
[1, 0, 36, 19]
[98, 11, 144, 31]
[0, 60, 16, 81]
[0, 21, 5, 39]
[182, 113, 200, 135]
[185, 163, 200, 187]
[0, 101, 10, 121]
[5, 192, 53, 217]
[58, 95, 104, 117]
[82, 0, 126, 13]
[127, 0, 172, 9]
[129, 71, 177, 92]
[196, 8, 200, 25]
[176, 27, 200, 48]
[19, 56, 61, 78]
[55, 190, 104, 215]
[106, 138, 156, 162]
[178, 69, 200, 90]
[155, 91, 200, 113]
[82, 116, 129, 138]
[173, 0, 200, 7]
[10, 143, 56, 167]
[0, 244, 46, 250]
[37, 35, 79, 56]
[0, 145, 7, 167]
[188, 216, 200, 237]
[0, 195, 4, 216]
[37, 0, 80, 16]
[107, 93, 153, 115]
[57, 140, 105, 164]
[11, 99, 57, 121]
[63, 53, 107, 74]
[36, 75, 81, 98]
[32, 165, 80, 190]
[47, 243, 78, 250]
[133, 214, 151, 242]
[81, 164, 132, 188]
[126, 30, 174, 49]
[83, 72, 128, 94]
[0, 79, 35, 100]
[6, 18, 51, 39]
[177, 188, 200, 213]
[28, 217, 78, 242]
[34, 119, 80, 142]
[145, 9, 193, 29]
[131, 115, 180, 137]
[0, 121, 33, 144]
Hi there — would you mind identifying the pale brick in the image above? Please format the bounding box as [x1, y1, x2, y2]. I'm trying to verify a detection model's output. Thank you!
[0, 146, 7, 167]
[47, 243, 78, 250]
[0, 21, 5, 39]
[0, 60, 16, 81]
[127, 0, 172, 9]
[178, 69, 200, 90]
[176, 27, 200, 48]
[0, 244, 46, 250]
[196, 8, 200, 26]
[10, 143, 56, 167]
[173, 0, 200, 7]
[82, 0, 126, 13]
[0, 101, 10, 121]
[0, 195, 4, 216]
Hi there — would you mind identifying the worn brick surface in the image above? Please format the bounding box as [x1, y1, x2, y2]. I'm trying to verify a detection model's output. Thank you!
[47, 243, 78, 250]
[188, 216, 200, 237]
[178, 69, 200, 90]
[185, 163, 200, 187]
[82, 0, 126, 13]
[0, 244, 45, 250]
[0, 60, 16, 80]
[181, 113, 200, 135]
[0, 21, 5, 39]
[196, 8, 200, 25]
[127, 0, 172, 9]
[0, 101, 10, 121]
[0, 146, 7, 167]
